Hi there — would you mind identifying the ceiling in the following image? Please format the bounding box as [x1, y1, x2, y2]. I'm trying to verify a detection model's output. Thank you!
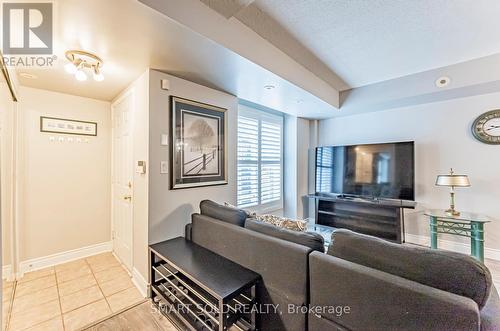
[249, 0, 500, 88]
[13, 0, 500, 119]
[14, 0, 339, 118]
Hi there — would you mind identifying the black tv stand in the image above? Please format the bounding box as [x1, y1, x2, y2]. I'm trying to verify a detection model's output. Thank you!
[308, 194, 416, 243]
[336, 194, 373, 201]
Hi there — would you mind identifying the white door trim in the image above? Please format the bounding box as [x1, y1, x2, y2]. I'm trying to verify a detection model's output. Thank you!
[111, 89, 135, 272]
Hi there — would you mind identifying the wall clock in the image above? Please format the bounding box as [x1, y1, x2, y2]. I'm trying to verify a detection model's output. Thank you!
[472, 109, 500, 144]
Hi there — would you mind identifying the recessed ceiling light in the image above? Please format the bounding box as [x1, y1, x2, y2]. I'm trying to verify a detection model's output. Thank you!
[19, 72, 37, 79]
[264, 85, 275, 90]
[435, 76, 451, 88]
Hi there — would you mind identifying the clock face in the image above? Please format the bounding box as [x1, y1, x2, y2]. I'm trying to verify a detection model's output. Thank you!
[472, 110, 500, 144]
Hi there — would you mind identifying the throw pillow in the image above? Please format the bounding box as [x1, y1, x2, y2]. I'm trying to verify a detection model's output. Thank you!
[256, 214, 307, 232]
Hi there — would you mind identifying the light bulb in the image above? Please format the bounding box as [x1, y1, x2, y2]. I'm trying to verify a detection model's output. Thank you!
[93, 65, 104, 82]
[75, 69, 87, 81]
[64, 62, 77, 74]
[93, 71, 104, 82]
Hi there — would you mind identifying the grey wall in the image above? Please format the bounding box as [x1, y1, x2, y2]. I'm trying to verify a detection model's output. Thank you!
[148, 70, 238, 245]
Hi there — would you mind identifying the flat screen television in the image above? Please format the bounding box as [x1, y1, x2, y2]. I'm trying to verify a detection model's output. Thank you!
[315, 141, 414, 201]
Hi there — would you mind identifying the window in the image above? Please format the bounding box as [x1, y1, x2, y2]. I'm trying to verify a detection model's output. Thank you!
[237, 105, 283, 212]
[316, 147, 333, 193]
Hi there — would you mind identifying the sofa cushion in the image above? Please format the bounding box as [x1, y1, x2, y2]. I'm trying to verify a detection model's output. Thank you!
[309, 251, 480, 331]
[327, 229, 492, 309]
[199, 200, 247, 227]
[191, 213, 311, 330]
[245, 218, 324, 252]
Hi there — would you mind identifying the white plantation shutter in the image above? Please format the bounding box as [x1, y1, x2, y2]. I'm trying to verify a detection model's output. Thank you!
[237, 106, 283, 211]
[237, 116, 259, 207]
[316, 147, 333, 193]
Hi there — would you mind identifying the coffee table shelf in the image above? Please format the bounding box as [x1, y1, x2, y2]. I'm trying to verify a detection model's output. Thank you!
[149, 237, 261, 331]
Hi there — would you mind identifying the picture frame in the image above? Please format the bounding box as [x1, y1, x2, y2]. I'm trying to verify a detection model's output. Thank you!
[40, 116, 97, 136]
[170, 96, 227, 189]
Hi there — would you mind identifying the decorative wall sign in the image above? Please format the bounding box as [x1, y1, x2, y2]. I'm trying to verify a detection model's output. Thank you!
[170, 96, 227, 189]
[40, 117, 97, 136]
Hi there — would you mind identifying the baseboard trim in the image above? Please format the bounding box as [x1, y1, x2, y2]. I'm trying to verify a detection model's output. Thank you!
[405, 234, 500, 261]
[132, 267, 148, 298]
[2, 264, 13, 281]
[19, 241, 112, 277]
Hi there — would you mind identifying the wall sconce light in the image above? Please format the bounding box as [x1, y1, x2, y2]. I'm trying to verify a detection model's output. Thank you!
[65, 50, 104, 82]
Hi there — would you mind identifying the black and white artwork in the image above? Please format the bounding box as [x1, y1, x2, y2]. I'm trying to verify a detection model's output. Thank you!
[40, 117, 97, 136]
[170, 96, 227, 189]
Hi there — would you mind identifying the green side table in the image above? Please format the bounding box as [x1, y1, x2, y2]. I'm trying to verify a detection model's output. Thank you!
[424, 210, 491, 262]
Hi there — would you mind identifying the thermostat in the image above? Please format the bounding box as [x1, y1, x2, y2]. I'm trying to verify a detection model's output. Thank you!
[136, 161, 146, 174]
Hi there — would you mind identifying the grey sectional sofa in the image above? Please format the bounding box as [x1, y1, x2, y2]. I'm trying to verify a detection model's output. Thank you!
[185, 200, 500, 331]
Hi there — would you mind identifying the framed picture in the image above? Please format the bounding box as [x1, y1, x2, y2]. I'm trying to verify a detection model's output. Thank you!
[170, 96, 227, 189]
[40, 117, 97, 136]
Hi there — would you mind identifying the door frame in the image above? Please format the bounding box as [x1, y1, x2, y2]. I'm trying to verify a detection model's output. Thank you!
[111, 89, 135, 272]
[1, 92, 20, 281]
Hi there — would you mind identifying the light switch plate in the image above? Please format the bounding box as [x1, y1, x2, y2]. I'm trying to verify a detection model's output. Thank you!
[161, 134, 168, 146]
[161, 79, 170, 90]
[160, 161, 168, 174]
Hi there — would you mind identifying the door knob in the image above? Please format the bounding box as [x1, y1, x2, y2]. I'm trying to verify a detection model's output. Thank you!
[123, 195, 132, 201]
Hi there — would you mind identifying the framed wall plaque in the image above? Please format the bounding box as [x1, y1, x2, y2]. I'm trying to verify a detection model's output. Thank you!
[40, 117, 97, 136]
[170, 96, 227, 189]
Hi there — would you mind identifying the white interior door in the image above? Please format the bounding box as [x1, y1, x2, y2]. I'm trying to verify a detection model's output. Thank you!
[112, 92, 133, 272]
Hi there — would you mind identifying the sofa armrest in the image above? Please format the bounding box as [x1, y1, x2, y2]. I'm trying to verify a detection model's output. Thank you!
[480, 286, 500, 331]
[185, 223, 192, 241]
[309, 251, 480, 331]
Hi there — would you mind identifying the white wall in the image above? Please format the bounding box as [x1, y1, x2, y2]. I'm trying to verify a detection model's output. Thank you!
[297, 118, 310, 218]
[318, 91, 500, 252]
[18, 87, 111, 261]
[283, 115, 298, 218]
[148, 70, 238, 245]
[307, 121, 319, 219]
[283, 116, 311, 219]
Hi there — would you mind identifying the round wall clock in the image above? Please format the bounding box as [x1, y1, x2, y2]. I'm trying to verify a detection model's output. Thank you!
[472, 109, 500, 144]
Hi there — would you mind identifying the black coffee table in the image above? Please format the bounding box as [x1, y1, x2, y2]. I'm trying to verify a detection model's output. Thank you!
[150, 237, 261, 331]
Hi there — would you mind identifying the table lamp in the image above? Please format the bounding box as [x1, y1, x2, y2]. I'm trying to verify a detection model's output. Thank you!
[435, 168, 470, 216]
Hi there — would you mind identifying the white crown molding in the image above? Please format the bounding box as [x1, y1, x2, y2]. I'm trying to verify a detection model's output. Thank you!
[18, 241, 112, 278]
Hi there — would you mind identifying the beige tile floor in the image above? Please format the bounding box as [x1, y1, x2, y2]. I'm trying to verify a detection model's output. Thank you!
[2, 254, 500, 331]
[2, 253, 144, 331]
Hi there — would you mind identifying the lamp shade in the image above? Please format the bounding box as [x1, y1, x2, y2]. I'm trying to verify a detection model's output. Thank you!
[435, 174, 470, 187]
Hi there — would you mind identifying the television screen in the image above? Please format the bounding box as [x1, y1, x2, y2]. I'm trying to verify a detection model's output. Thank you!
[315, 142, 414, 201]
